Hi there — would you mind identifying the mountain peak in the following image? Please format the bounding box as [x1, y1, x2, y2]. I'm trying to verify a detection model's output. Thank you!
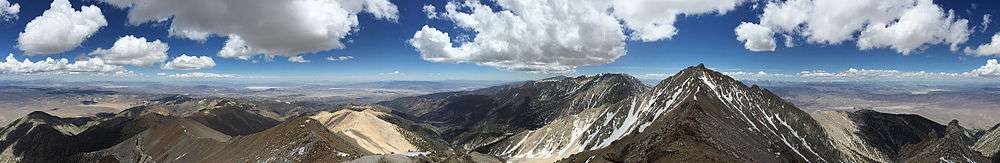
[653, 63, 739, 91]
[26, 111, 56, 119]
[947, 119, 962, 127]
[22, 111, 69, 126]
[680, 63, 710, 73]
[945, 119, 970, 139]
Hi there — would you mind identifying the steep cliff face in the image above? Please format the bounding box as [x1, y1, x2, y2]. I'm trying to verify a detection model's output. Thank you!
[847, 109, 950, 159]
[974, 123, 1000, 160]
[811, 110, 892, 163]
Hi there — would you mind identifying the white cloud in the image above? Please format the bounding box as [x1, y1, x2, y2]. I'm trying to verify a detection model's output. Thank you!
[856, 0, 970, 54]
[757, 0, 811, 33]
[968, 59, 1000, 77]
[217, 35, 253, 60]
[725, 71, 796, 79]
[726, 71, 771, 76]
[982, 14, 992, 32]
[0, 54, 128, 74]
[380, 70, 401, 75]
[798, 70, 837, 78]
[168, 72, 234, 78]
[613, 0, 743, 41]
[162, 54, 215, 70]
[410, 0, 625, 73]
[0, 0, 19, 20]
[798, 68, 962, 79]
[411, 0, 752, 73]
[422, 5, 438, 19]
[796, 59, 1000, 79]
[287, 56, 310, 63]
[89, 35, 169, 67]
[783, 34, 796, 47]
[325, 56, 354, 61]
[965, 33, 1000, 56]
[745, 0, 972, 54]
[17, 0, 106, 55]
[735, 22, 777, 52]
[101, 0, 398, 60]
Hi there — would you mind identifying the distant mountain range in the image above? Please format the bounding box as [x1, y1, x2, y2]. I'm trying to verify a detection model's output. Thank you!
[329, 80, 511, 93]
[1, 64, 997, 162]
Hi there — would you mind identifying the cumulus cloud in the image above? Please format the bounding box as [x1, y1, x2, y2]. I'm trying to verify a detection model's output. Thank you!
[409, 0, 625, 73]
[968, 59, 1000, 77]
[168, 72, 235, 78]
[412, 0, 753, 73]
[17, 0, 107, 55]
[614, 0, 743, 41]
[287, 56, 310, 63]
[325, 56, 354, 61]
[0, 0, 19, 21]
[162, 54, 215, 70]
[744, 0, 972, 54]
[89, 35, 169, 67]
[964, 32, 1000, 56]
[735, 22, 777, 52]
[0, 54, 128, 74]
[856, 0, 970, 54]
[422, 5, 438, 19]
[101, 0, 398, 60]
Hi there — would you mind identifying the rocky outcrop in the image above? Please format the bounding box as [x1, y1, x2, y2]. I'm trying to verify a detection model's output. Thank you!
[898, 120, 989, 163]
[974, 123, 1000, 160]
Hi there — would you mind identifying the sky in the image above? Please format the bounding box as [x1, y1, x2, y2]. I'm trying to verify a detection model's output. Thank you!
[0, 0, 999, 82]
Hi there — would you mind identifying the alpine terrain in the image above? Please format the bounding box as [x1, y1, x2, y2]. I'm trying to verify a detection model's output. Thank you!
[0, 64, 997, 163]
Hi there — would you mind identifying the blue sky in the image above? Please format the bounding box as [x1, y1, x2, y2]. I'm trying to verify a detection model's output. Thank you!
[0, 0, 999, 82]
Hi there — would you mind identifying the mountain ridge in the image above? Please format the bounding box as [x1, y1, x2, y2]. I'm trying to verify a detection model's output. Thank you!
[1, 64, 997, 162]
